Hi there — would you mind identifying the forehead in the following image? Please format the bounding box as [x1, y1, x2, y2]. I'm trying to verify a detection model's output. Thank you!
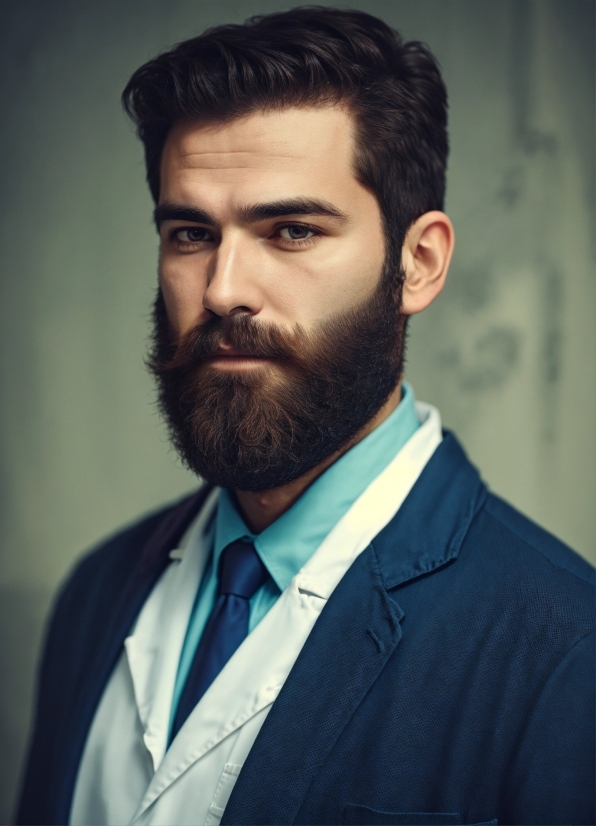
[159, 106, 359, 204]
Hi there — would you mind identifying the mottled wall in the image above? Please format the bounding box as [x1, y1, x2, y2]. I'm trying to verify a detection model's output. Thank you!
[0, 0, 593, 819]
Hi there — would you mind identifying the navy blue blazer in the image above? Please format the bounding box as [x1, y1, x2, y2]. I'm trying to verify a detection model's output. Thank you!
[17, 434, 595, 825]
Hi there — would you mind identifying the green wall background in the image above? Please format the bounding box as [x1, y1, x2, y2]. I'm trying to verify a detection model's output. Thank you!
[0, 0, 594, 819]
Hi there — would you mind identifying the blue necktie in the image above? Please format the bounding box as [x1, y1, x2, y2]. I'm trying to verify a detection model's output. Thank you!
[170, 540, 269, 741]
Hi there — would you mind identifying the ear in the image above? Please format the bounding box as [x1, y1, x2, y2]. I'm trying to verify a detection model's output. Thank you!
[400, 211, 454, 315]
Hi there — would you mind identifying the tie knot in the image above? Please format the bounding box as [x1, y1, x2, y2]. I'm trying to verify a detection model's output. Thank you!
[218, 540, 269, 600]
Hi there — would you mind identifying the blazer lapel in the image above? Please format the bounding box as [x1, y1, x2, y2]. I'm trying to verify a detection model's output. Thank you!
[222, 541, 403, 825]
[373, 432, 487, 590]
[222, 433, 487, 825]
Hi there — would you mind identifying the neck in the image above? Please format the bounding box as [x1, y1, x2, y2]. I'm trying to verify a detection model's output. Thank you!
[234, 382, 402, 534]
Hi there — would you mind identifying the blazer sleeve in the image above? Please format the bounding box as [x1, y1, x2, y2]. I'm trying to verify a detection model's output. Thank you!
[503, 630, 595, 825]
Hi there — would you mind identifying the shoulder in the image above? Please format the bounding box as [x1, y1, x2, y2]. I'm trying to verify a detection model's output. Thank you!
[467, 497, 595, 819]
[48, 489, 206, 641]
[482, 493, 594, 584]
[57, 500, 178, 607]
[391, 434, 594, 667]
[36, 489, 207, 698]
[456, 491, 594, 642]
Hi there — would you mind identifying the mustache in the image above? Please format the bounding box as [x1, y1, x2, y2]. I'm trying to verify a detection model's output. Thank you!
[153, 312, 308, 372]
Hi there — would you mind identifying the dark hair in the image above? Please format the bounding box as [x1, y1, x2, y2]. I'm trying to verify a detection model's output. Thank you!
[122, 6, 448, 260]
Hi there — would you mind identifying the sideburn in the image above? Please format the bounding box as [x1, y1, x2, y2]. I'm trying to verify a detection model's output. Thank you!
[148, 268, 407, 491]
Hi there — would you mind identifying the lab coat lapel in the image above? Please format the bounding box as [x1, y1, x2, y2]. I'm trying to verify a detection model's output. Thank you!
[221, 542, 403, 826]
[124, 488, 219, 770]
[132, 576, 327, 818]
[56, 487, 211, 825]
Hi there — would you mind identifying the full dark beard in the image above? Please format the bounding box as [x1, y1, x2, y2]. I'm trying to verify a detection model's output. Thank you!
[148, 263, 407, 491]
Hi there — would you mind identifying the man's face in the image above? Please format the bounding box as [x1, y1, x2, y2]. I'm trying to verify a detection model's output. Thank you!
[151, 106, 405, 491]
[157, 106, 386, 340]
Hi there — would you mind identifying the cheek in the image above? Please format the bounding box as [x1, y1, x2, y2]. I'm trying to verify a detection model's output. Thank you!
[159, 252, 210, 336]
[291, 244, 384, 324]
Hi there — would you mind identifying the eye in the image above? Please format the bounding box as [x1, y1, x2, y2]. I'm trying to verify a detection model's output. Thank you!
[277, 224, 316, 241]
[173, 227, 214, 244]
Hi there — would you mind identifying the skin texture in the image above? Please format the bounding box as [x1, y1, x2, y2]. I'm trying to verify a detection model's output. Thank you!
[157, 105, 454, 532]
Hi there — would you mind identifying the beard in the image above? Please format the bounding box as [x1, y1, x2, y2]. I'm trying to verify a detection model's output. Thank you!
[148, 260, 407, 491]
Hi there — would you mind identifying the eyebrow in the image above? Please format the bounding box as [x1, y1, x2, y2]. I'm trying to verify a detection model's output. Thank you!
[153, 198, 348, 230]
[238, 198, 348, 224]
[153, 204, 215, 229]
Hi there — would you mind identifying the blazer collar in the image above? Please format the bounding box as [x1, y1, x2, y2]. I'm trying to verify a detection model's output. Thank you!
[372, 431, 487, 590]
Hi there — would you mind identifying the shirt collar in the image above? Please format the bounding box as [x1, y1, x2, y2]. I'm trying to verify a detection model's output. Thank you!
[214, 382, 420, 592]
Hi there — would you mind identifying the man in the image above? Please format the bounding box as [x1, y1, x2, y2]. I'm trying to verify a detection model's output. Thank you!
[17, 7, 594, 826]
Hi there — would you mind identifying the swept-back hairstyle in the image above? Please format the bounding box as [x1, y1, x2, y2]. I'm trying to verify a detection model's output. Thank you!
[122, 6, 448, 267]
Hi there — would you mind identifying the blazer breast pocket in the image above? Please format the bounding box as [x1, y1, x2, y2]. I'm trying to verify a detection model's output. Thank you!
[342, 804, 498, 826]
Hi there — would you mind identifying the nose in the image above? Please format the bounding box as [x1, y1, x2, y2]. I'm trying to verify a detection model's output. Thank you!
[202, 232, 263, 318]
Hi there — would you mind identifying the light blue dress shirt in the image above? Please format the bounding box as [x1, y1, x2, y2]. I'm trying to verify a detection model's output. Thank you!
[169, 382, 420, 734]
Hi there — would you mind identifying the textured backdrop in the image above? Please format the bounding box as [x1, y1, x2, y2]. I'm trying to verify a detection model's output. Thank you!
[0, 0, 594, 820]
